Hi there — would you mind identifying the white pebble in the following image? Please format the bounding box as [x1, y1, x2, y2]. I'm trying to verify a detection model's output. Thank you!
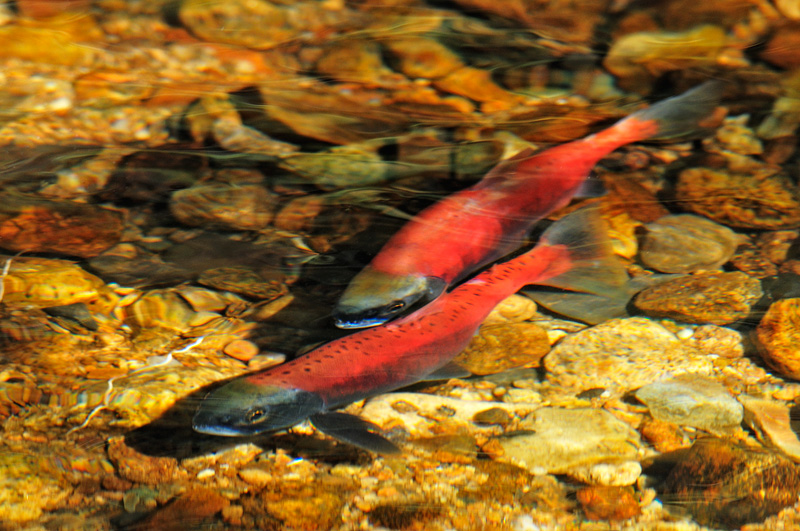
[196, 468, 215, 479]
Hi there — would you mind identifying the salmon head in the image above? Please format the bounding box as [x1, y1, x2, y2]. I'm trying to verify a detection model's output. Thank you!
[193, 379, 324, 437]
[333, 270, 446, 328]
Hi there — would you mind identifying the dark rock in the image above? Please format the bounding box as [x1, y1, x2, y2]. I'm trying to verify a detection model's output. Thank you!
[662, 438, 800, 528]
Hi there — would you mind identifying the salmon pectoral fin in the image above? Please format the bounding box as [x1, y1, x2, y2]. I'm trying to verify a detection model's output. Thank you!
[310, 412, 401, 455]
[535, 207, 629, 299]
[631, 80, 725, 141]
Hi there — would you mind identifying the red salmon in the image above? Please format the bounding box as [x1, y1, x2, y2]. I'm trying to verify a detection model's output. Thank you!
[194, 207, 623, 452]
[333, 81, 723, 328]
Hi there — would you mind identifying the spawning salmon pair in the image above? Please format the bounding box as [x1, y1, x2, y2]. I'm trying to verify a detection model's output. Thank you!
[193, 81, 724, 452]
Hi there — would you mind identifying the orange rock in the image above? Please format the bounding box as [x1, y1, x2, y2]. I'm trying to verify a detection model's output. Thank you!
[640, 418, 691, 453]
[223, 339, 259, 362]
[433, 66, 521, 108]
[0, 197, 124, 258]
[16, 0, 90, 18]
[756, 298, 800, 379]
[576, 485, 641, 521]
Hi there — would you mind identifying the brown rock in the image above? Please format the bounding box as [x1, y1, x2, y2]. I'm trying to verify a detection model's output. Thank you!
[639, 214, 741, 274]
[756, 298, 800, 379]
[135, 488, 229, 531]
[603, 174, 669, 224]
[369, 501, 441, 530]
[316, 40, 404, 86]
[676, 167, 800, 230]
[0, 196, 123, 258]
[576, 485, 641, 521]
[263, 488, 345, 531]
[170, 184, 275, 231]
[730, 239, 779, 278]
[633, 271, 762, 325]
[106, 437, 185, 486]
[604, 25, 727, 92]
[384, 37, 464, 80]
[198, 266, 288, 301]
[662, 438, 800, 528]
[432, 66, 522, 109]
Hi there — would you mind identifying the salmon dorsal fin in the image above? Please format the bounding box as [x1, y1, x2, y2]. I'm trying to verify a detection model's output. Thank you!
[535, 207, 629, 299]
[310, 412, 400, 454]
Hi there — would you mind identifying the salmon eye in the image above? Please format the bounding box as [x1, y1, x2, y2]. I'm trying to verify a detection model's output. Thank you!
[387, 301, 405, 312]
[246, 407, 267, 424]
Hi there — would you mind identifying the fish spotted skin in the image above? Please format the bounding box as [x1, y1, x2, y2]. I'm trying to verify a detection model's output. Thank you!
[193, 207, 620, 446]
[333, 81, 724, 328]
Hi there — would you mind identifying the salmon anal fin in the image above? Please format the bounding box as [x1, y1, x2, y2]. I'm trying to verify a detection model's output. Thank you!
[535, 207, 629, 299]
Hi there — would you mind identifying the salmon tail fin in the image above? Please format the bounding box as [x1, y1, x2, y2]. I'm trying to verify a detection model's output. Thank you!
[628, 80, 725, 141]
[535, 207, 629, 298]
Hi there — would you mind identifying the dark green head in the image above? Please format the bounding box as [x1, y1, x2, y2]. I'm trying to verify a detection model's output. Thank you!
[193, 379, 325, 437]
[333, 271, 446, 329]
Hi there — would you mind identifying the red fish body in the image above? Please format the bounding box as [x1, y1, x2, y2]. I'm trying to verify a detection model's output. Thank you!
[333, 82, 723, 328]
[193, 208, 620, 448]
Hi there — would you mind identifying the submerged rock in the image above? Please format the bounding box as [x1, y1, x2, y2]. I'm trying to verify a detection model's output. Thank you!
[170, 183, 275, 231]
[635, 374, 743, 431]
[0, 196, 123, 258]
[576, 485, 641, 521]
[676, 167, 800, 230]
[662, 438, 800, 528]
[544, 317, 714, 395]
[639, 214, 741, 274]
[604, 25, 727, 92]
[491, 407, 641, 475]
[740, 395, 800, 462]
[0, 452, 71, 525]
[454, 322, 550, 376]
[756, 298, 800, 379]
[632, 271, 763, 325]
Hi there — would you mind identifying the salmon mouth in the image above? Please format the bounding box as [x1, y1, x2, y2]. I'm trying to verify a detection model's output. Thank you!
[332, 309, 392, 329]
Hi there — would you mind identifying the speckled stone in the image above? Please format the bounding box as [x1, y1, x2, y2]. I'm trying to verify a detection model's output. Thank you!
[676, 167, 800, 230]
[569, 461, 642, 487]
[493, 407, 640, 475]
[0, 453, 71, 524]
[662, 438, 800, 528]
[639, 214, 741, 274]
[454, 322, 550, 375]
[635, 374, 743, 431]
[544, 317, 714, 395]
[576, 485, 641, 521]
[481, 294, 539, 326]
[360, 393, 534, 439]
[632, 271, 762, 325]
[756, 298, 800, 379]
[685, 325, 745, 358]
